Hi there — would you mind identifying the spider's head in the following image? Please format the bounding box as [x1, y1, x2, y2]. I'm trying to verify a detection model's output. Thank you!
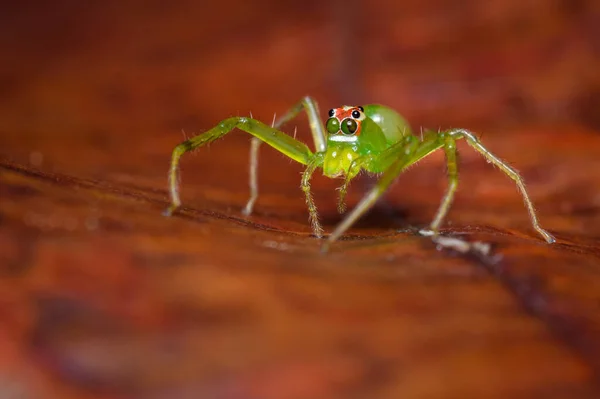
[322, 105, 366, 178]
[325, 106, 365, 143]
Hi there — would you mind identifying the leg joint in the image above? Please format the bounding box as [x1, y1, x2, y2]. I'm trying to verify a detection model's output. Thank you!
[176, 140, 194, 154]
[448, 128, 478, 142]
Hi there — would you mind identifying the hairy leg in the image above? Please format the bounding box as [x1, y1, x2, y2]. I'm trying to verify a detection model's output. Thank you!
[244, 96, 327, 215]
[429, 135, 459, 234]
[447, 128, 555, 243]
[336, 158, 369, 214]
[322, 136, 422, 252]
[165, 117, 313, 216]
[301, 153, 326, 237]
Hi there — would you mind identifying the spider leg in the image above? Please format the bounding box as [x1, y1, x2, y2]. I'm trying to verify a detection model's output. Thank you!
[245, 96, 327, 215]
[243, 136, 262, 215]
[336, 135, 439, 215]
[164, 117, 313, 216]
[322, 136, 422, 252]
[301, 153, 326, 237]
[446, 129, 555, 243]
[429, 135, 459, 234]
[337, 158, 369, 214]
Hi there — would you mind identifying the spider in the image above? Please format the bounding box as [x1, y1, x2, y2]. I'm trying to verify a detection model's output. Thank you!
[164, 96, 555, 251]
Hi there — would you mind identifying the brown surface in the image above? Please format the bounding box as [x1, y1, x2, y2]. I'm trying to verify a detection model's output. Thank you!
[1, 1, 600, 398]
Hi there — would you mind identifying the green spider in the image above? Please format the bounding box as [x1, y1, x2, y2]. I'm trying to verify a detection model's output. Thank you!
[164, 96, 555, 251]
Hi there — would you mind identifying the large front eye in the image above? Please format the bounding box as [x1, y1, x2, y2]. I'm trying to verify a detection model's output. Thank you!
[341, 118, 358, 135]
[326, 118, 340, 134]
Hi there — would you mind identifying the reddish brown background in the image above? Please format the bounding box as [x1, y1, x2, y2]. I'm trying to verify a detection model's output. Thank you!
[1, 1, 600, 398]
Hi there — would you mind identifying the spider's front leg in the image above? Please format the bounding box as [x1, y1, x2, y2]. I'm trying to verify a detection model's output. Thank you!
[301, 153, 326, 237]
[337, 158, 366, 214]
[322, 136, 422, 252]
[433, 129, 555, 243]
[244, 96, 327, 215]
[164, 117, 313, 216]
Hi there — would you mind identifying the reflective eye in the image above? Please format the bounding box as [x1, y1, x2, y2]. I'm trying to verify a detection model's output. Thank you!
[358, 106, 364, 112]
[351, 110, 361, 119]
[328, 109, 335, 117]
[341, 118, 358, 135]
[326, 118, 340, 134]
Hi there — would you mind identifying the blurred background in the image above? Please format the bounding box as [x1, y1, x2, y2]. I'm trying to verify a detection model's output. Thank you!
[1, 1, 600, 398]
[1, 0, 598, 167]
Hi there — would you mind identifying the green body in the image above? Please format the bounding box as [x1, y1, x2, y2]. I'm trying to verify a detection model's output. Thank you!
[322, 105, 410, 177]
[165, 96, 555, 251]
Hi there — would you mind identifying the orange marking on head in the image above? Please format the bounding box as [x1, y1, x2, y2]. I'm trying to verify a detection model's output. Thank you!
[330, 106, 365, 136]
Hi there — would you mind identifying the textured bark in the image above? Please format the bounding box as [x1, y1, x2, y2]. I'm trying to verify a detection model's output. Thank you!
[1, 1, 599, 398]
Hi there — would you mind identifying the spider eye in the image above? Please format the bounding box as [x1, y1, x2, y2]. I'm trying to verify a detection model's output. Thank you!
[341, 118, 358, 135]
[351, 110, 361, 119]
[358, 106, 364, 112]
[328, 109, 335, 117]
[326, 118, 340, 134]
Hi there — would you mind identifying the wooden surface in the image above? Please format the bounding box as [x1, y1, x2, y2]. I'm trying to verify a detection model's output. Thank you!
[1, 1, 600, 398]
